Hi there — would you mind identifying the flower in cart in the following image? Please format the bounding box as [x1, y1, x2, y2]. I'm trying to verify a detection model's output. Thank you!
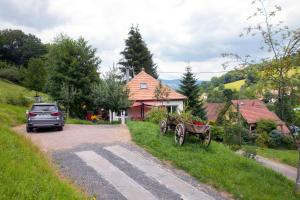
[191, 115, 205, 126]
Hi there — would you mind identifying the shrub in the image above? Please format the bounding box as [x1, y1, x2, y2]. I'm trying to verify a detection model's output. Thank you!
[208, 121, 216, 126]
[229, 144, 242, 151]
[242, 130, 257, 145]
[145, 107, 167, 123]
[268, 129, 283, 148]
[179, 107, 192, 122]
[281, 135, 296, 150]
[0, 67, 24, 84]
[211, 126, 224, 142]
[224, 124, 248, 145]
[256, 132, 270, 148]
[256, 119, 277, 134]
[6, 94, 32, 107]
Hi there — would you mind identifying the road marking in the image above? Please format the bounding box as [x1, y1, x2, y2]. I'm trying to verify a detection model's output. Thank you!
[105, 145, 215, 200]
[75, 151, 157, 200]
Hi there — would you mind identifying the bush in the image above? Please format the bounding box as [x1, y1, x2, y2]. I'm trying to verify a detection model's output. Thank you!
[256, 132, 270, 148]
[211, 126, 224, 142]
[242, 131, 257, 145]
[268, 129, 283, 148]
[256, 119, 277, 134]
[178, 107, 192, 122]
[281, 135, 296, 150]
[229, 144, 242, 151]
[0, 67, 24, 84]
[145, 107, 167, 123]
[224, 124, 248, 145]
[6, 94, 32, 107]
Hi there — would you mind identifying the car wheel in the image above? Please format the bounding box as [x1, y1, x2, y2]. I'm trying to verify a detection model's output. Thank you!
[26, 126, 32, 133]
[57, 126, 63, 131]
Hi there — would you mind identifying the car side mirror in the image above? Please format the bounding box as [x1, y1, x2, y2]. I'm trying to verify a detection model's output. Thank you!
[26, 110, 29, 116]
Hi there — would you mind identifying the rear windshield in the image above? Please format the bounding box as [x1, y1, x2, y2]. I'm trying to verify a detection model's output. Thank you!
[32, 105, 57, 112]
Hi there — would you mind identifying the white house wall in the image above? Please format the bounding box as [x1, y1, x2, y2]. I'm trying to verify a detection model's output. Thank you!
[160, 100, 184, 111]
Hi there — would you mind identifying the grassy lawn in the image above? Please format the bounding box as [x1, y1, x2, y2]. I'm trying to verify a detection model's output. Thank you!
[127, 121, 299, 200]
[255, 147, 298, 168]
[224, 79, 245, 91]
[0, 103, 86, 199]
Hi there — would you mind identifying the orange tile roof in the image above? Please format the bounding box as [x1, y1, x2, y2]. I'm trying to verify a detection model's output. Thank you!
[126, 70, 187, 101]
[231, 99, 290, 134]
[205, 103, 225, 121]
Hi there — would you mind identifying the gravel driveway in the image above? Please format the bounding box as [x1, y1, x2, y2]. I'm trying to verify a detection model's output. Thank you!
[14, 124, 131, 151]
[14, 124, 226, 200]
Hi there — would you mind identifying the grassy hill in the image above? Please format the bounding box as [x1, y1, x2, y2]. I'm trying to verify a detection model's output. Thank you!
[0, 80, 85, 199]
[128, 121, 300, 200]
[224, 79, 245, 91]
[0, 79, 51, 105]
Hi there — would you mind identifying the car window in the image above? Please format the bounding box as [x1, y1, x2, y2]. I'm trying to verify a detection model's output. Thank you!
[32, 105, 57, 112]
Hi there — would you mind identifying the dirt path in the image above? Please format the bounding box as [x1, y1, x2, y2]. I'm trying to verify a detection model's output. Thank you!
[236, 150, 297, 181]
[255, 155, 297, 181]
[14, 124, 226, 200]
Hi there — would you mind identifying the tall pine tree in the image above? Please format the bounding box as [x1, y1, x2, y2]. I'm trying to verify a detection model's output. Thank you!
[119, 25, 158, 79]
[179, 66, 207, 120]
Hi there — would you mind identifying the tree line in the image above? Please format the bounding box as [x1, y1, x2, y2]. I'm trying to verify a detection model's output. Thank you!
[0, 26, 158, 118]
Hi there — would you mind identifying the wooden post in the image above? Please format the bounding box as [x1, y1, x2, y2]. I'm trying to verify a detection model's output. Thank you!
[121, 111, 125, 125]
[109, 110, 112, 123]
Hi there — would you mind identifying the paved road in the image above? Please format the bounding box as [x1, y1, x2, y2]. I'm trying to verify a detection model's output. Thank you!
[15, 124, 226, 200]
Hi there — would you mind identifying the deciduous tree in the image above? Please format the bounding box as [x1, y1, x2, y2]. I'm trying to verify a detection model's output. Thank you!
[47, 34, 101, 118]
[0, 29, 47, 66]
[24, 58, 47, 96]
[93, 68, 130, 119]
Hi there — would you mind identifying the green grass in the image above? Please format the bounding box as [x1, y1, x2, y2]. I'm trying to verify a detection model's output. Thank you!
[256, 147, 298, 168]
[0, 103, 86, 199]
[224, 79, 245, 91]
[0, 79, 51, 103]
[127, 121, 299, 200]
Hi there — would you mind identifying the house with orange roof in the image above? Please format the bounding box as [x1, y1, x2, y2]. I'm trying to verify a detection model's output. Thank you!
[205, 99, 290, 134]
[230, 99, 290, 134]
[126, 69, 187, 120]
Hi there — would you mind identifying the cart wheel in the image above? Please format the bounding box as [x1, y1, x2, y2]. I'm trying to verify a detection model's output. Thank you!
[175, 123, 185, 146]
[160, 120, 168, 135]
[200, 130, 211, 147]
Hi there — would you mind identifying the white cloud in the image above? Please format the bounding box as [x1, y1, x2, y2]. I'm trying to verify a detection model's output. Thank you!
[0, 0, 299, 80]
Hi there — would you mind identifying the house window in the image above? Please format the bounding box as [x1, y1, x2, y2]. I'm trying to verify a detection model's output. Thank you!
[140, 83, 148, 89]
[166, 105, 178, 113]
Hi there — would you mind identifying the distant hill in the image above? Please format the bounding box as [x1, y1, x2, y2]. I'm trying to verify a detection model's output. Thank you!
[224, 79, 245, 91]
[161, 79, 202, 90]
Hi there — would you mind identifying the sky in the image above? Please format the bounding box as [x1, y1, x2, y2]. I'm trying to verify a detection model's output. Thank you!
[0, 0, 299, 80]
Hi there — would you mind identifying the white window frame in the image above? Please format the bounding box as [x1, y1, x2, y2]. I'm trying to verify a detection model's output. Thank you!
[140, 83, 148, 89]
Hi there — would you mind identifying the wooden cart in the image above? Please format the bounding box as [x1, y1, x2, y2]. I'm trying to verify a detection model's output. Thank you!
[160, 115, 211, 147]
